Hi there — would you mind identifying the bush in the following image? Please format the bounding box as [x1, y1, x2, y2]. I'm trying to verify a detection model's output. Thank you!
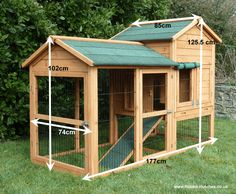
[0, 0, 171, 140]
[0, 0, 57, 140]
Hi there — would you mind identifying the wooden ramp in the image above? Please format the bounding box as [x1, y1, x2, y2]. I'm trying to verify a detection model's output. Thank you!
[99, 116, 162, 170]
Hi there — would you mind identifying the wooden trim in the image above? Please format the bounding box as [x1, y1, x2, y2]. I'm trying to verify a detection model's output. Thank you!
[142, 110, 167, 118]
[54, 39, 94, 66]
[35, 114, 83, 126]
[134, 69, 143, 161]
[87, 67, 98, 174]
[173, 20, 222, 43]
[176, 110, 212, 121]
[32, 156, 86, 176]
[52, 35, 143, 45]
[172, 20, 198, 40]
[142, 68, 171, 74]
[75, 79, 80, 151]
[22, 42, 48, 68]
[203, 23, 222, 43]
[30, 70, 38, 159]
[33, 71, 87, 78]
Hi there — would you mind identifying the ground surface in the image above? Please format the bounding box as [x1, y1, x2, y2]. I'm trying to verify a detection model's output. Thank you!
[0, 119, 235, 194]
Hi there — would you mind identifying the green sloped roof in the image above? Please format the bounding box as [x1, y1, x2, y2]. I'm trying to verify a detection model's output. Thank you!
[62, 40, 178, 66]
[112, 20, 193, 41]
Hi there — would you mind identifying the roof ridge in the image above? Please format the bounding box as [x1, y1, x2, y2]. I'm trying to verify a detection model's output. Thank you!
[130, 17, 194, 27]
[51, 35, 143, 46]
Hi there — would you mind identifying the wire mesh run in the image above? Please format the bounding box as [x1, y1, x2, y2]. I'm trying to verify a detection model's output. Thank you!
[98, 69, 135, 172]
[143, 117, 166, 156]
[177, 116, 210, 149]
[37, 77, 84, 119]
[38, 121, 85, 168]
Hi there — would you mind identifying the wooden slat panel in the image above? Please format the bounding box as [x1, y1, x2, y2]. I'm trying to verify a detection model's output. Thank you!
[32, 59, 88, 72]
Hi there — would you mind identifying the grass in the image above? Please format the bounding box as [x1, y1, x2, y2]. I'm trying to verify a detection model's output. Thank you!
[0, 118, 236, 194]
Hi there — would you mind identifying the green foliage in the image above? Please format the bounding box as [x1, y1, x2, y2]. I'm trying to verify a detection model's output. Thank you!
[0, 0, 57, 140]
[0, 0, 171, 140]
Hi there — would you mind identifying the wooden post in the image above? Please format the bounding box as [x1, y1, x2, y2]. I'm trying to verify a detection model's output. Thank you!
[74, 78, 80, 151]
[134, 69, 143, 161]
[210, 44, 215, 138]
[109, 71, 118, 144]
[30, 67, 38, 159]
[86, 67, 98, 174]
[166, 70, 173, 152]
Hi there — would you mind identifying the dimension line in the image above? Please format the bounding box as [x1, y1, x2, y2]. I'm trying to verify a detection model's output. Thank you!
[83, 139, 216, 181]
[47, 37, 54, 170]
[197, 17, 205, 154]
[31, 119, 91, 134]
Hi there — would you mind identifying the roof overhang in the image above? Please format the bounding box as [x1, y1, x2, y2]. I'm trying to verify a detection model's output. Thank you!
[21, 36, 144, 68]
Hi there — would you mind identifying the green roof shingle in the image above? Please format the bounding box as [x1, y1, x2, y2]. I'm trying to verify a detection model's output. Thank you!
[112, 20, 192, 41]
[62, 40, 178, 66]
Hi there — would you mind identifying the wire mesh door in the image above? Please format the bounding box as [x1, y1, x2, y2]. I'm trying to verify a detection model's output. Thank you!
[37, 76, 87, 169]
[142, 72, 168, 157]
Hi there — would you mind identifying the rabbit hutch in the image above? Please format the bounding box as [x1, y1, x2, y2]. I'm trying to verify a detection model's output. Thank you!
[22, 17, 221, 177]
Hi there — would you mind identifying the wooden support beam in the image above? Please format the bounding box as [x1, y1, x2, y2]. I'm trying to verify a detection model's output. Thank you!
[109, 71, 118, 144]
[75, 78, 80, 151]
[32, 156, 86, 176]
[86, 67, 99, 174]
[35, 114, 83, 126]
[134, 69, 143, 161]
[30, 69, 38, 159]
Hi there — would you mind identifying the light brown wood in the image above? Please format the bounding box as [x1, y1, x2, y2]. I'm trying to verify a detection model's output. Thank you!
[35, 114, 83, 126]
[32, 156, 86, 176]
[30, 70, 38, 159]
[52, 35, 143, 45]
[134, 69, 143, 161]
[142, 110, 167, 118]
[55, 39, 94, 66]
[175, 106, 213, 121]
[75, 78, 81, 151]
[173, 20, 198, 40]
[145, 41, 170, 58]
[87, 67, 99, 174]
[33, 71, 87, 77]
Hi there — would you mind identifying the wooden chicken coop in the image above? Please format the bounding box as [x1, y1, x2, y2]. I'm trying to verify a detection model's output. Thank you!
[22, 17, 221, 177]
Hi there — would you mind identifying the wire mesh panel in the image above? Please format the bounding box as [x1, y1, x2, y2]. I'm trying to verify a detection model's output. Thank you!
[38, 122, 85, 168]
[177, 116, 210, 149]
[98, 69, 135, 172]
[38, 77, 84, 119]
[37, 76, 85, 169]
[143, 117, 166, 156]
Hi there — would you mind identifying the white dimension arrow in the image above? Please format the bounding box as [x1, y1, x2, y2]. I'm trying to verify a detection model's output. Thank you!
[131, 14, 201, 27]
[83, 138, 218, 181]
[31, 119, 92, 135]
[47, 36, 54, 171]
[197, 17, 205, 154]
